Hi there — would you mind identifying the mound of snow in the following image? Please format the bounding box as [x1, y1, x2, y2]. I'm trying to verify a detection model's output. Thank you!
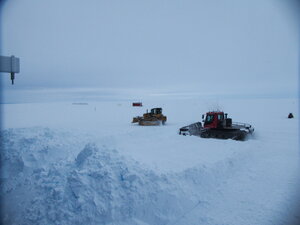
[1, 129, 196, 225]
[1, 128, 269, 225]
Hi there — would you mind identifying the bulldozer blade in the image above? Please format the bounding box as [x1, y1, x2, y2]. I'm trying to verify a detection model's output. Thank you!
[179, 122, 202, 136]
[138, 120, 162, 126]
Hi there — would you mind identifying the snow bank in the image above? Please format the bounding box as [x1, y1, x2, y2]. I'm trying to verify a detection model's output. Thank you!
[0, 128, 190, 225]
[1, 127, 273, 225]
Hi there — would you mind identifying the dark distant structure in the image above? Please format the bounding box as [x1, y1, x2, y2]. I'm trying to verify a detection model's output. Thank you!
[132, 102, 143, 107]
[0, 55, 20, 84]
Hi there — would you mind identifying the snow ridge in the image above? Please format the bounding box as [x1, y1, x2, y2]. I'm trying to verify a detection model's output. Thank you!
[1, 126, 298, 225]
[1, 128, 196, 225]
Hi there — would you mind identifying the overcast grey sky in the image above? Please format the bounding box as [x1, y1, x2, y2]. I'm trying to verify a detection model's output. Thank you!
[1, 0, 299, 96]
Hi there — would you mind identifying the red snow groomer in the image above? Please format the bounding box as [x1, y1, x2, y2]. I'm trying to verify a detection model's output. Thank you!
[179, 111, 254, 141]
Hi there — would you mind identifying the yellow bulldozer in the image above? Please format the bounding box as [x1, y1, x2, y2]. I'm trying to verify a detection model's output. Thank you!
[132, 108, 167, 126]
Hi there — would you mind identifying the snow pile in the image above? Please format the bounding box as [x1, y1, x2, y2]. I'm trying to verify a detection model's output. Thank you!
[1, 127, 265, 225]
[1, 128, 193, 225]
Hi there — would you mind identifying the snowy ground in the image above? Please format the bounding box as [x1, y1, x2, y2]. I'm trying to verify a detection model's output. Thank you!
[0, 89, 299, 225]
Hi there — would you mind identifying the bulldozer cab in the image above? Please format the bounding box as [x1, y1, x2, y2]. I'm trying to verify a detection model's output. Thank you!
[150, 108, 162, 115]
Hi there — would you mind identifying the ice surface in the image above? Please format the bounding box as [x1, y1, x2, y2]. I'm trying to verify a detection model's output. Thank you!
[0, 92, 299, 225]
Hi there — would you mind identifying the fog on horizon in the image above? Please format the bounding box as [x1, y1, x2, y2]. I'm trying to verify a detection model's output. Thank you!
[0, 0, 299, 97]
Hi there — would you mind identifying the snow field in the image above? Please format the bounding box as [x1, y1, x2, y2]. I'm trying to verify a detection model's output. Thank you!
[1, 96, 299, 225]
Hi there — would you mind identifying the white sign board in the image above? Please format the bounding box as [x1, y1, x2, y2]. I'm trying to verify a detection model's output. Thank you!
[0, 55, 20, 73]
